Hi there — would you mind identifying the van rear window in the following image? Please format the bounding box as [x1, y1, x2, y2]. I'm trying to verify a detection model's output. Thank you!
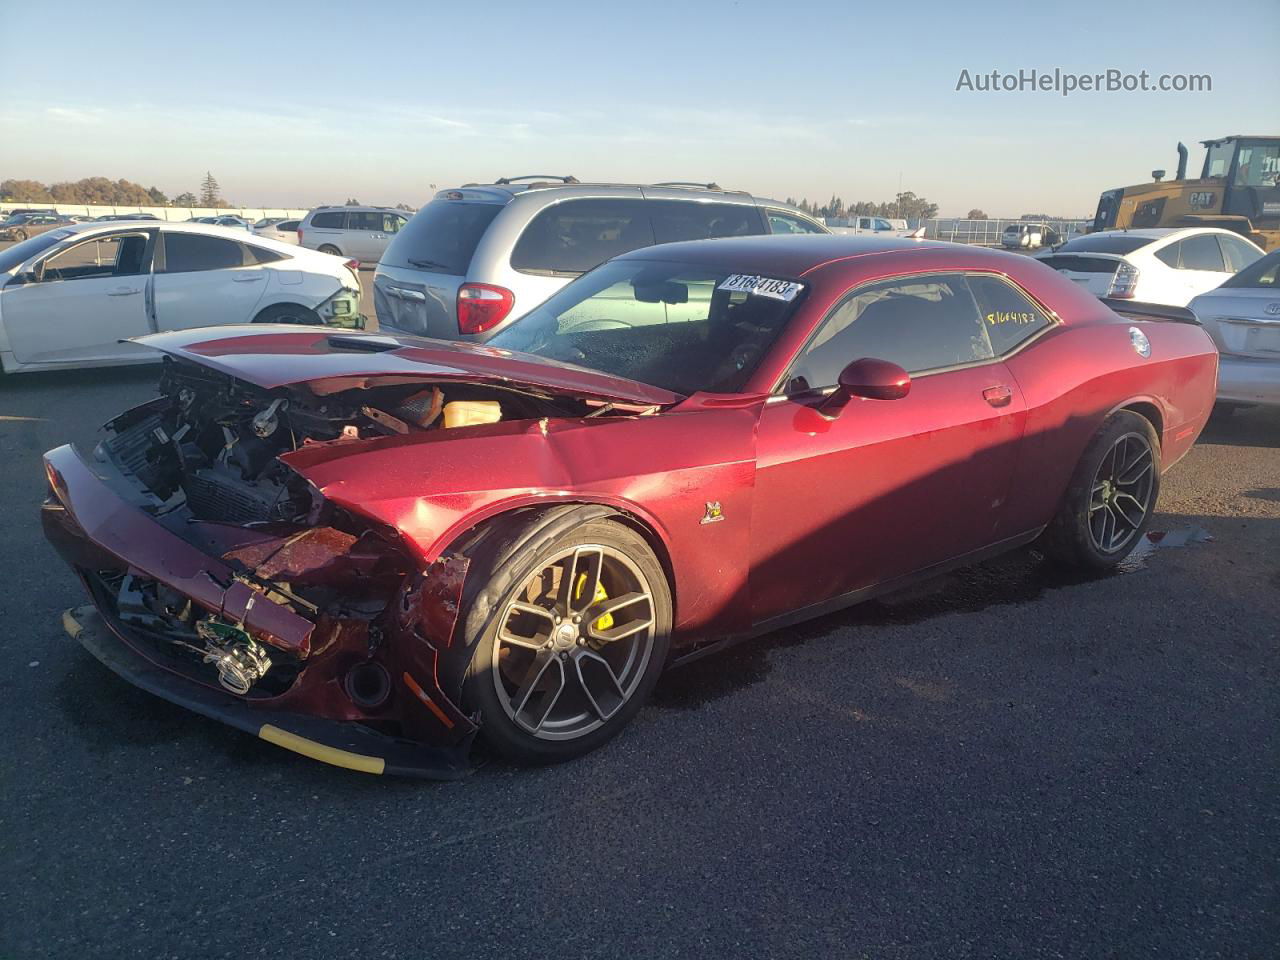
[381, 201, 503, 275]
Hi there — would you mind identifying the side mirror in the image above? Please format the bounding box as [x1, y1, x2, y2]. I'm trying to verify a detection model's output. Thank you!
[819, 357, 911, 417]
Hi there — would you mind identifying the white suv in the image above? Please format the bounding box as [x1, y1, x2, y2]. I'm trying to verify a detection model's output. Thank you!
[297, 206, 410, 264]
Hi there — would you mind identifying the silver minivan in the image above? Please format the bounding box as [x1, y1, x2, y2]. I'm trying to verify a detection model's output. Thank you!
[372, 178, 827, 341]
[298, 206, 410, 264]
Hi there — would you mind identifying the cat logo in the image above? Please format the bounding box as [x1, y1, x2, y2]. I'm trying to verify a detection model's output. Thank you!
[701, 501, 724, 525]
[1188, 191, 1216, 210]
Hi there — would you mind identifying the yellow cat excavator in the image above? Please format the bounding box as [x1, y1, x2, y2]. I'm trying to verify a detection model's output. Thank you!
[1091, 135, 1280, 250]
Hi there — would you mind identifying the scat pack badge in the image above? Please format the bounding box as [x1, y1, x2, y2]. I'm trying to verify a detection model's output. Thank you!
[701, 501, 725, 525]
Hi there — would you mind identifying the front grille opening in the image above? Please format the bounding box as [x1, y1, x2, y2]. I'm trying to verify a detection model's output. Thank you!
[81, 568, 301, 698]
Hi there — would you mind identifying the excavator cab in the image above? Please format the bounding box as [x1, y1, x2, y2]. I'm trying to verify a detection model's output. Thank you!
[1092, 135, 1280, 250]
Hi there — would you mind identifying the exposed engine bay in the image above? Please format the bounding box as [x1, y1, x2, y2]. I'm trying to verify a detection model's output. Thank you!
[103, 358, 583, 528]
[85, 358, 600, 701]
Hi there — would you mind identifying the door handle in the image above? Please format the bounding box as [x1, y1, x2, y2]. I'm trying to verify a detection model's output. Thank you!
[107, 287, 141, 296]
[983, 385, 1013, 408]
[232, 274, 265, 282]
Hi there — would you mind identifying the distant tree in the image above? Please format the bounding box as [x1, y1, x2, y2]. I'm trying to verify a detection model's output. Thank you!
[345, 198, 361, 206]
[0, 179, 54, 201]
[199, 172, 222, 207]
[967, 209, 988, 219]
[173, 192, 197, 207]
[147, 186, 169, 205]
[395, 202, 416, 212]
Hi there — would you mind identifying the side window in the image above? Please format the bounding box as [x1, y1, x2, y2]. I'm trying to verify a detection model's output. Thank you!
[348, 211, 383, 231]
[1219, 235, 1262, 273]
[787, 273, 994, 391]
[858, 218, 872, 230]
[1155, 242, 1181, 268]
[874, 218, 892, 232]
[966, 275, 1051, 355]
[161, 233, 245, 272]
[382, 213, 406, 234]
[767, 210, 825, 235]
[511, 198, 655, 275]
[1179, 234, 1226, 272]
[309, 211, 346, 229]
[650, 201, 765, 243]
[277, 220, 300, 231]
[38, 232, 150, 281]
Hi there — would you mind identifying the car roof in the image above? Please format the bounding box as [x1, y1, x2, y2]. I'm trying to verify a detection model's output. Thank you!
[27, 220, 312, 253]
[617, 234, 954, 277]
[308, 205, 402, 213]
[430, 181, 812, 215]
[1089, 227, 1237, 241]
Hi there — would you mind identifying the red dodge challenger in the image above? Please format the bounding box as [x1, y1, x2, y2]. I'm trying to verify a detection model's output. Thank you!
[42, 235, 1218, 776]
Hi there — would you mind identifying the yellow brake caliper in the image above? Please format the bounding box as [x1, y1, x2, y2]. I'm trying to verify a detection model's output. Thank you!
[574, 572, 613, 648]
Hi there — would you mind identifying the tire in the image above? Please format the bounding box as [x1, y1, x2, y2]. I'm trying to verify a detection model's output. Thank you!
[460, 515, 672, 764]
[317, 244, 342, 256]
[1041, 410, 1161, 571]
[13, 230, 27, 242]
[253, 303, 322, 325]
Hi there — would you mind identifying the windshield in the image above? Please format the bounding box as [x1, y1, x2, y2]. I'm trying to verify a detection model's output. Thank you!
[0, 230, 74, 273]
[1055, 234, 1157, 255]
[489, 258, 804, 395]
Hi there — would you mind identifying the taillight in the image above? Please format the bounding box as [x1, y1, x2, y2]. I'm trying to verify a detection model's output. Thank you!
[297, 228, 303, 244]
[1108, 262, 1140, 299]
[344, 259, 360, 270]
[457, 283, 514, 335]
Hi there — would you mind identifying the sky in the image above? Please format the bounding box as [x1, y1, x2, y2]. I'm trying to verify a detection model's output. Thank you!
[2, 0, 1276, 216]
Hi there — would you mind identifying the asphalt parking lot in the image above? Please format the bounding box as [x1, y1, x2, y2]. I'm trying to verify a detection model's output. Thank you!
[1, 360, 1277, 959]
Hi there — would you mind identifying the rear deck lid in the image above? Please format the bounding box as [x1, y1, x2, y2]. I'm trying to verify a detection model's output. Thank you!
[132, 326, 681, 406]
[1189, 289, 1280, 359]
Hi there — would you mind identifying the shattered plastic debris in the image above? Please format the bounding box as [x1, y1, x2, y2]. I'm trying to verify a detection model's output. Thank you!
[1144, 526, 1215, 548]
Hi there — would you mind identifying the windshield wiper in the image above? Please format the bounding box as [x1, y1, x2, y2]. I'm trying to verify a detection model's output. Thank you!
[407, 257, 449, 270]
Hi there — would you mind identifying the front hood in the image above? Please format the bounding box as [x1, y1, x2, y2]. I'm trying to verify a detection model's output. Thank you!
[133, 325, 681, 407]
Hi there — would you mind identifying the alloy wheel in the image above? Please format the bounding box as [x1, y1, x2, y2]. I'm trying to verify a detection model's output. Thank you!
[491, 544, 657, 741]
[1088, 432, 1155, 554]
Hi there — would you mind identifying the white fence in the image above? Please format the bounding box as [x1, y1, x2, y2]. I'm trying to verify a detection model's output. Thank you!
[0, 203, 311, 221]
[922, 218, 1092, 246]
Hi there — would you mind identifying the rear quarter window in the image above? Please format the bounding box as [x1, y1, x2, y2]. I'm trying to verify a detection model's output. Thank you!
[381, 201, 504, 276]
[649, 201, 765, 243]
[511, 198, 655, 275]
[309, 211, 346, 229]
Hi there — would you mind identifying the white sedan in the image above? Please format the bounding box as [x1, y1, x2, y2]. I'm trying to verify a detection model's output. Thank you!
[252, 218, 302, 245]
[1035, 227, 1264, 307]
[0, 222, 362, 373]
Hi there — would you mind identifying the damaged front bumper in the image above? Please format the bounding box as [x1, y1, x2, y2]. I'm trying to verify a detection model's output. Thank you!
[62, 605, 468, 778]
[42, 443, 478, 779]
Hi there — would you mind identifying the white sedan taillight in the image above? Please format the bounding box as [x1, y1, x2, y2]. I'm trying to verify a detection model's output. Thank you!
[1108, 262, 1140, 299]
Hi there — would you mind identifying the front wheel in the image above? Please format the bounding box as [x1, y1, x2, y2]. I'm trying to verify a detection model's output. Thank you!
[13, 230, 27, 242]
[317, 244, 341, 256]
[461, 517, 671, 764]
[1041, 410, 1161, 570]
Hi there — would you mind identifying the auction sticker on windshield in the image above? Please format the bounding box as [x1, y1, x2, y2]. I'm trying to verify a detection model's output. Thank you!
[717, 274, 803, 302]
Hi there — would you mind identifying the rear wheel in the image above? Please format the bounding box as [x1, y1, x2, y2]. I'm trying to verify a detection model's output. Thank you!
[1041, 411, 1160, 570]
[317, 244, 341, 256]
[461, 516, 671, 764]
[253, 303, 322, 325]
